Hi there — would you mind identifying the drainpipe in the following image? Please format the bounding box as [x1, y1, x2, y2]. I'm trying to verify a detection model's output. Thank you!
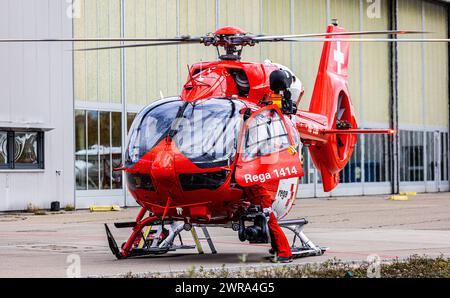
[121, 0, 127, 207]
[389, 0, 400, 194]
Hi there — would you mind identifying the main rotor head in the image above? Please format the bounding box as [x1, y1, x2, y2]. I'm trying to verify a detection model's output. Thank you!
[201, 26, 255, 60]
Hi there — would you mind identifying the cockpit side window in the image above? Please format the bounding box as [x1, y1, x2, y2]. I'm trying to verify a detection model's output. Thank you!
[243, 109, 290, 161]
[126, 99, 183, 165]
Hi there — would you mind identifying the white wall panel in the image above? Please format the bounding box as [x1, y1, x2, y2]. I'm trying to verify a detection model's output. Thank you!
[398, 0, 424, 127]
[261, 0, 292, 68]
[125, 0, 181, 105]
[293, 0, 328, 110]
[362, 0, 390, 125]
[0, 0, 74, 211]
[219, 0, 261, 62]
[74, 0, 122, 104]
[178, 0, 217, 94]
[329, 0, 362, 120]
[424, 1, 448, 128]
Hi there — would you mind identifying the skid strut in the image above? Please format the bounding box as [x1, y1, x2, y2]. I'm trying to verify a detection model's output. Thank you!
[278, 218, 328, 258]
[105, 223, 123, 259]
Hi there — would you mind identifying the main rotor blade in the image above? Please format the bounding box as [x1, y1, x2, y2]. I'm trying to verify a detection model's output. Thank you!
[271, 38, 450, 43]
[253, 30, 425, 41]
[0, 36, 201, 43]
[74, 41, 200, 51]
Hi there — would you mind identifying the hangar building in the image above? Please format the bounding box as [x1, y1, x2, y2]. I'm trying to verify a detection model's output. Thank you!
[0, 0, 449, 211]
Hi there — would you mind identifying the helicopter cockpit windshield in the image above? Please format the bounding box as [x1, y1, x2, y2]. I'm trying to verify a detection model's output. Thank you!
[126, 97, 245, 168]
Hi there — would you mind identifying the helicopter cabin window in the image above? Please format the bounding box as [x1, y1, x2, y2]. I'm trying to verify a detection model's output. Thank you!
[243, 110, 290, 161]
[0, 130, 44, 170]
[126, 99, 184, 165]
[173, 98, 244, 168]
[126, 98, 244, 169]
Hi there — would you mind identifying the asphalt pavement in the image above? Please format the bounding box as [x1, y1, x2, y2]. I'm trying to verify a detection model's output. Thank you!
[0, 193, 449, 277]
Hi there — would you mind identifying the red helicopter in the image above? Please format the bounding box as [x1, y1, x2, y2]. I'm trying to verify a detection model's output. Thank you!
[103, 22, 403, 259]
[2, 21, 435, 260]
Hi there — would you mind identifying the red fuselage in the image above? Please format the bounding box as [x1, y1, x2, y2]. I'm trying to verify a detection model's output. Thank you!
[126, 60, 304, 223]
[124, 57, 348, 224]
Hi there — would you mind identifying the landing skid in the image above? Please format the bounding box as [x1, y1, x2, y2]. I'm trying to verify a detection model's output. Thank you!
[105, 214, 326, 260]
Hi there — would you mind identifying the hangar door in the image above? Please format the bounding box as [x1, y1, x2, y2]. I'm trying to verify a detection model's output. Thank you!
[398, 0, 449, 193]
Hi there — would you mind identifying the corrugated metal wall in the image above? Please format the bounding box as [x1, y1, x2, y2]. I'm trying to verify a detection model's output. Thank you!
[362, 0, 390, 125]
[74, 0, 122, 104]
[124, 0, 179, 105]
[397, 0, 449, 193]
[261, 0, 292, 68]
[398, 0, 424, 126]
[423, 1, 448, 128]
[329, 0, 362, 120]
[293, 0, 328, 110]
[397, 0, 448, 129]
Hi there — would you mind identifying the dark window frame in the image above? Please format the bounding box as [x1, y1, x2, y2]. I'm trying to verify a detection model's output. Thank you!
[75, 109, 124, 191]
[0, 130, 45, 170]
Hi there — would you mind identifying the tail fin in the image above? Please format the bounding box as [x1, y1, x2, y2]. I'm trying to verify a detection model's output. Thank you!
[309, 23, 350, 120]
[308, 23, 358, 192]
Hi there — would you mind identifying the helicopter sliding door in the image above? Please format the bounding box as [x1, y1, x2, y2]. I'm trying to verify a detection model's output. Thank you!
[235, 105, 304, 187]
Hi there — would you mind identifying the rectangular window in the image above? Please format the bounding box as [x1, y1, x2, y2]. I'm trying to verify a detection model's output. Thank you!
[340, 136, 362, 183]
[75, 110, 87, 190]
[400, 130, 424, 182]
[100, 111, 111, 190]
[0, 130, 44, 170]
[111, 112, 122, 189]
[0, 132, 7, 166]
[363, 134, 390, 183]
[75, 110, 122, 191]
[426, 132, 436, 181]
[87, 111, 99, 190]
